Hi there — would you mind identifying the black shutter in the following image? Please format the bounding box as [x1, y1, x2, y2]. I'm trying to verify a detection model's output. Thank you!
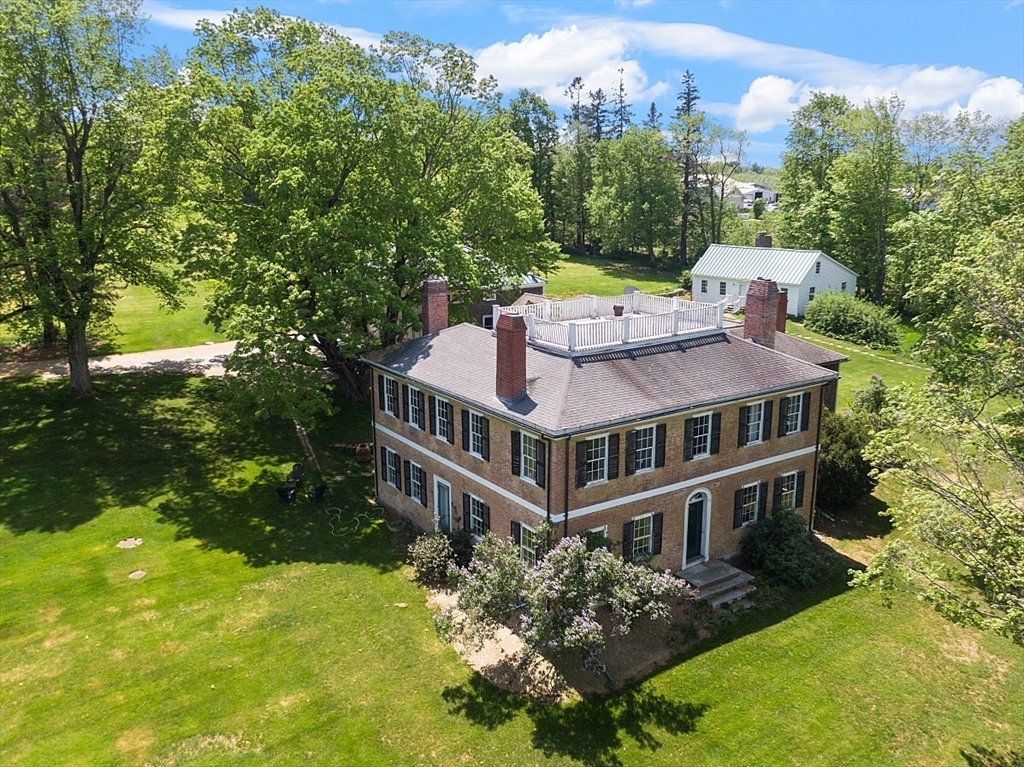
[622, 521, 634, 561]
[576, 441, 588, 488]
[733, 488, 744, 529]
[445, 403, 455, 444]
[536, 441, 547, 489]
[482, 503, 490, 532]
[757, 481, 769, 521]
[654, 424, 667, 468]
[738, 405, 749, 447]
[651, 513, 663, 555]
[795, 470, 806, 508]
[801, 392, 812, 431]
[480, 417, 490, 461]
[419, 467, 429, 506]
[416, 390, 426, 429]
[511, 431, 521, 476]
[778, 396, 790, 437]
[428, 395, 437, 435]
[379, 446, 387, 480]
[625, 430, 637, 476]
[762, 400, 773, 442]
[511, 520, 522, 545]
[378, 375, 386, 412]
[461, 409, 470, 451]
[773, 476, 783, 511]
[710, 413, 722, 455]
[607, 434, 620, 480]
[462, 493, 471, 532]
[403, 460, 411, 496]
[402, 384, 410, 423]
[683, 418, 695, 461]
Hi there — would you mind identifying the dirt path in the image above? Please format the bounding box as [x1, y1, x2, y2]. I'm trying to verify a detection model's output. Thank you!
[0, 341, 236, 381]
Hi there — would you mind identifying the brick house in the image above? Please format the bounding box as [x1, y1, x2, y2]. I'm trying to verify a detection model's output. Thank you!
[363, 278, 837, 575]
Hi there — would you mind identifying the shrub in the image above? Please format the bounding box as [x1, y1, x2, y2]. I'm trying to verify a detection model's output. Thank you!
[447, 528, 475, 568]
[408, 533, 457, 585]
[851, 375, 893, 433]
[742, 507, 829, 589]
[817, 409, 873, 511]
[803, 291, 901, 350]
[679, 269, 693, 290]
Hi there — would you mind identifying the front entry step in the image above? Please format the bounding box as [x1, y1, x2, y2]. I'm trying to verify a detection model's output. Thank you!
[679, 560, 756, 608]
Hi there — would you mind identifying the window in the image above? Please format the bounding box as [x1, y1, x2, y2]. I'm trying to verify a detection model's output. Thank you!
[482, 314, 494, 329]
[633, 425, 656, 472]
[404, 385, 425, 430]
[719, 281, 727, 296]
[622, 512, 663, 561]
[461, 409, 490, 460]
[379, 375, 399, 416]
[700, 279, 708, 294]
[739, 401, 771, 446]
[685, 413, 720, 460]
[464, 494, 490, 537]
[815, 261, 821, 274]
[745, 402, 764, 444]
[576, 434, 619, 487]
[784, 393, 802, 435]
[432, 396, 454, 443]
[739, 483, 760, 526]
[627, 424, 665, 474]
[382, 447, 401, 488]
[406, 461, 426, 506]
[841, 281, 847, 291]
[512, 521, 542, 567]
[808, 286, 816, 302]
[778, 392, 811, 437]
[514, 431, 546, 487]
[585, 436, 607, 483]
[779, 472, 797, 509]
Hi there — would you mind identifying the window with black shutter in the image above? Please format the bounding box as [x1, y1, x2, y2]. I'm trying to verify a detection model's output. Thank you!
[443, 402, 455, 444]
[778, 395, 790, 438]
[511, 430, 521, 476]
[651, 512, 663, 555]
[800, 392, 812, 431]
[462, 493, 471, 531]
[757, 481, 769, 521]
[625, 429, 637, 476]
[402, 384, 410, 423]
[511, 520, 522, 545]
[575, 441, 588, 488]
[607, 434, 620, 480]
[428, 395, 437, 435]
[403, 460, 412, 496]
[683, 417, 695, 461]
[461, 409, 470, 451]
[536, 441, 546, 489]
[773, 476, 784, 511]
[738, 405, 750, 447]
[622, 520, 634, 560]
[795, 470, 806, 508]
[415, 389, 426, 429]
[654, 424, 666, 468]
[761, 400, 773, 442]
[378, 374, 386, 413]
[733, 488, 745, 529]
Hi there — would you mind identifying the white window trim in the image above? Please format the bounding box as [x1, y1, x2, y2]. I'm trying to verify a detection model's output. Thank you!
[407, 385, 424, 431]
[784, 393, 803, 435]
[468, 494, 487, 538]
[383, 376, 399, 417]
[409, 460, 425, 504]
[520, 431, 541, 486]
[434, 477, 452, 533]
[519, 521, 540, 567]
[700, 279, 708, 294]
[633, 424, 656, 474]
[740, 481, 760, 527]
[745, 401, 765, 446]
[683, 489, 710, 568]
[780, 471, 798, 509]
[469, 411, 487, 459]
[691, 412, 713, 460]
[583, 433, 609, 486]
[719, 281, 727, 296]
[631, 513, 654, 559]
[384, 447, 401, 489]
[435, 396, 452, 442]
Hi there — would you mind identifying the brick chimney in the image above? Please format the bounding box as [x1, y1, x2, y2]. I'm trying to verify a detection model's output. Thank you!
[755, 231, 773, 248]
[744, 278, 780, 349]
[421, 279, 448, 335]
[776, 289, 788, 333]
[495, 312, 527, 401]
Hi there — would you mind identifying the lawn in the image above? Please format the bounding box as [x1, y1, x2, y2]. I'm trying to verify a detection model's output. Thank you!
[2, 374, 1022, 766]
[543, 255, 681, 298]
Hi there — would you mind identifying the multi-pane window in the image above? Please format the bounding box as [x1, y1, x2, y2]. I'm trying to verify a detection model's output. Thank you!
[468, 495, 488, 537]
[808, 286, 816, 302]
[407, 386, 424, 429]
[519, 524, 541, 568]
[841, 281, 847, 291]
[784, 393, 803, 435]
[521, 432, 540, 484]
[469, 412, 487, 457]
[745, 402, 764, 444]
[719, 281, 727, 296]
[435, 398, 453, 442]
[815, 261, 821, 274]
[585, 436, 608, 483]
[779, 472, 798, 509]
[632, 514, 653, 559]
[691, 414, 711, 458]
[740, 483, 760, 526]
[384, 448, 401, 488]
[633, 425, 656, 472]
[409, 462, 426, 505]
[382, 376, 399, 416]
[700, 279, 708, 294]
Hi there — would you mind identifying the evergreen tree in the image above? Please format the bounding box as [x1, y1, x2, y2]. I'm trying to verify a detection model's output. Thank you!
[642, 101, 662, 132]
[613, 68, 633, 139]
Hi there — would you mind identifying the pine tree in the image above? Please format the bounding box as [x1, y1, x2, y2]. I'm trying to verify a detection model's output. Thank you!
[642, 101, 662, 132]
[613, 68, 633, 139]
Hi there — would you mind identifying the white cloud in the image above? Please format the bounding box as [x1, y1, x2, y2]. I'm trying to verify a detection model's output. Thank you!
[327, 24, 381, 49]
[958, 76, 1024, 120]
[734, 76, 804, 132]
[142, 0, 229, 30]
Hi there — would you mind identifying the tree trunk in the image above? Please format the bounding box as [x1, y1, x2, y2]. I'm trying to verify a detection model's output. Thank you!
[66, 322, 93, 396]
[42, 316, 60, 347]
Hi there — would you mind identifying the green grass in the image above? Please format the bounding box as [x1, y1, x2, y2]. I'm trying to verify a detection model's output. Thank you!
[785, 320, 931, 412]
[3, 375, 1022, 766]
[544, 255, 680, 298]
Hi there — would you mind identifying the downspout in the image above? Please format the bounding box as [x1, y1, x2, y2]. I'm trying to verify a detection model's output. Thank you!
[809, 383, 826, 533]
[563, 438, 571, 538]
[543, 436, 553, 546]
[371, 370, 380, 505]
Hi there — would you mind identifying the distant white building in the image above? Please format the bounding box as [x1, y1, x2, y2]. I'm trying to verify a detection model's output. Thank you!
[725, 182, 778, 209]
[692, 235, 858, 316]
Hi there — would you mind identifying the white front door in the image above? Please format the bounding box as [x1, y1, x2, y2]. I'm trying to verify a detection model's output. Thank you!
[434, 477, 452, 532]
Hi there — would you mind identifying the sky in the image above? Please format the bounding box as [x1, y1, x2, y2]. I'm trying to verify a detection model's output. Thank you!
[139, 0, 1024, 167]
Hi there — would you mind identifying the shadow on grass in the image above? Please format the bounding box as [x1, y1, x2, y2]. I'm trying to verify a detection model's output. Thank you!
[815, 494, 893, 542]
[959, 744, 1023, 767]
[442, 674, 708, 767]
[0, 374, 402, 572]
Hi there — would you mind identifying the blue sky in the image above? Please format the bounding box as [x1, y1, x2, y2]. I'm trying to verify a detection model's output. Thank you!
[140, 0, 1024, 166]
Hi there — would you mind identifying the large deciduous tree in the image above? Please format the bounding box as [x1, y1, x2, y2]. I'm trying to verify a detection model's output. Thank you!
[0, 0, 182, 395]
[183, 12, 556, 418]
[506, 90, 558, 232]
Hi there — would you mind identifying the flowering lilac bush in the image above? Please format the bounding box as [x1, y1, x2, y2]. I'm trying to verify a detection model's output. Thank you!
[446, 533, 690, 673]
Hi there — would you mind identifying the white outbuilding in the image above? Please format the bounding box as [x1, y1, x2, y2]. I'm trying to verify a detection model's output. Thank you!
[691, 235, 858, 316]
